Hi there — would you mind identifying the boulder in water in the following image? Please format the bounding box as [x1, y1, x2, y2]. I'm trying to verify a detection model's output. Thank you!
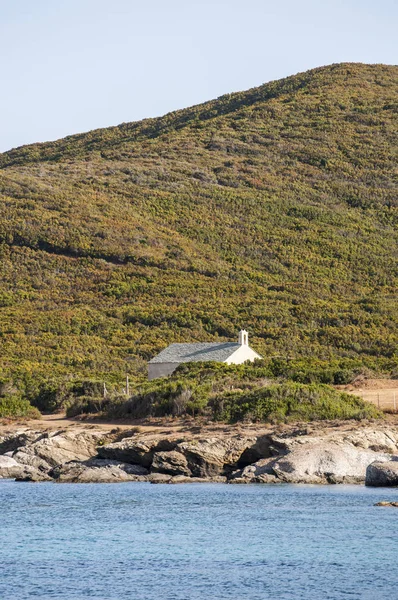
[366, 461, 398, 487]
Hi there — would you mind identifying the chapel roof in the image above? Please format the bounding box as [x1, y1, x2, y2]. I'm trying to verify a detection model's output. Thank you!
[148, 342, 241, 364]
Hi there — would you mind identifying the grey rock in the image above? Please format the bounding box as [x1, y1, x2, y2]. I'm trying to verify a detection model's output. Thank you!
[238, 434, 274, 465]
[230, 433, 395, 484]
[13, 431, 108, 468]
[343, 429, 398, 454]
[0, 454, 53, 481]
[52, 458, 148, 483]
[168, 475, 227, 484]
[366, 460, 398, 487]
[147, 472, 173, 484]
[12, 450, 52, 472]
[151, 451, 191, 476]
[270, 442, 384, 484]
[0, 455, 24, 479]
[0, 431, 45, 455]
[177, 437, 261, 477]
[15, 468, 53, 482]
[98, 438, 176, 468]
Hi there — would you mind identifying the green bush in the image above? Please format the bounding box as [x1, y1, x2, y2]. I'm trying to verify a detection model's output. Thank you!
[66, 396, 110, 417]
[29, 379, 109, 413]
[0, 395, 41, 419]
[210, 382, 381, 423]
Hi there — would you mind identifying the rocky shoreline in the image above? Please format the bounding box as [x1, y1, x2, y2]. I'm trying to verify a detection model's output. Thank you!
[1, 421, 398, 487]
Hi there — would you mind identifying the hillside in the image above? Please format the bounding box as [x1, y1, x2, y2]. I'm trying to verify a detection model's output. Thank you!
[0, 62, 397, 401]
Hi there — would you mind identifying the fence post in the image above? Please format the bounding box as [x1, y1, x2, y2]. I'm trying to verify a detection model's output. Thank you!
[377, 393, 380, 408]
[394, 392, 396, 413]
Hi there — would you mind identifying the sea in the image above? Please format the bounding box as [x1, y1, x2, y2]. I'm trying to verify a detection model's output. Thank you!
[0, 480, 397, 600]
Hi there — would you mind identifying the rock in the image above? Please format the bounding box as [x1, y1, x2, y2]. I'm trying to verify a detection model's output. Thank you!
[366, 461, 398, 487]
[374, 501, 398, 507]
[15, 468, 53, 482]
[0, 455, 24, 479]
[270, 442, 384, 484]
[176, 437, 261, 477]
[0, 454, 53, 481]
[151, 451, 191, 476]
[98, 437, 176, 468]
[51, 459, 148, 483]
[147, 472, 173, 484]
[0, 431, 45, 455]
[230, 436, 394, 484]
[168, 475, 227, 484]
[1, 423, 397, 485]
[11, 430, 108, 469]
[12, 450, 52, 472]
[229, 473, 279, 484]
[238, 435, 274, 465]
[343, 429, 398, 454]
[230, 456, 281, 483]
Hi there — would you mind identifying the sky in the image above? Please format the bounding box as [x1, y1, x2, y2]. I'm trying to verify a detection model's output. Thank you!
[0, 0, 397, 152]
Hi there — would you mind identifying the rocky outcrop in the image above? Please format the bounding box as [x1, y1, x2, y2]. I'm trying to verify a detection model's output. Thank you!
[15, 430, 108, 468]
[0, 430, 45, 455]
[366, 460, 398, 487]
[97, 435, 271, 476]
[1, 424, 397, 484]
[97, 437, 176, 468]
[12, 450, 53, 472]
[151, 451, 191, 476]
[175, 437, 263, 477]
[0, 455, 24, 479]
[342, 429, 398, 453]
[0, 455, 52, 482]
[231, 446, 391, 484]
[51, 459, 148, 483]
[15, 467, 54, 482]
[230, 428, 398, 484]
[0, 429, 111, 481]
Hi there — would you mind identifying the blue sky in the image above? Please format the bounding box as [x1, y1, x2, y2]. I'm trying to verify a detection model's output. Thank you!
[1, 0, 397, 152]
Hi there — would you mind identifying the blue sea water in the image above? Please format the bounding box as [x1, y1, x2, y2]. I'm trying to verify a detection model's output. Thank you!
[0, 481, 397, 600]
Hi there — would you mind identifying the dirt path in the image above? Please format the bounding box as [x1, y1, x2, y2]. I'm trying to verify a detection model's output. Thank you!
[0, 412, 274, 439]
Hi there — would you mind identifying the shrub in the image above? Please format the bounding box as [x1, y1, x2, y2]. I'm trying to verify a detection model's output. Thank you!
[102, 362, 382, 423]
[210, 383, 381, 423]
[0, 395, 41, 419]
[66, 396, 110, 417]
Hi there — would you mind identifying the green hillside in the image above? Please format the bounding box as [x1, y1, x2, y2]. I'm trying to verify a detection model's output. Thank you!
[0, 62, 397, 401]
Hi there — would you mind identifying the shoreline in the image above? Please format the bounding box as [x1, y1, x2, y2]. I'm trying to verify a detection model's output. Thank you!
[1, 416, 398, 487]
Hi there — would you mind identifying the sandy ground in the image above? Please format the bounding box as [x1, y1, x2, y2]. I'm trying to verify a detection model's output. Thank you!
[0, 412, 276, 439]
[339, 379, 398, 412]
[2, 412, 398, 441]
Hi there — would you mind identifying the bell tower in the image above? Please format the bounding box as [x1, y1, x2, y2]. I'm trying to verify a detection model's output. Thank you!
[238, 330, 248, 346]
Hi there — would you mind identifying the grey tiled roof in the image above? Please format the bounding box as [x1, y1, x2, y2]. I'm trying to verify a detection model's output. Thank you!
[149, 342, 241, 364]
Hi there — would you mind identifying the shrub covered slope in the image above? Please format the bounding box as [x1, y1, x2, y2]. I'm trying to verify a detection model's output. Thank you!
[0, 63, 397, 401]
[69, 362, 381, 423]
